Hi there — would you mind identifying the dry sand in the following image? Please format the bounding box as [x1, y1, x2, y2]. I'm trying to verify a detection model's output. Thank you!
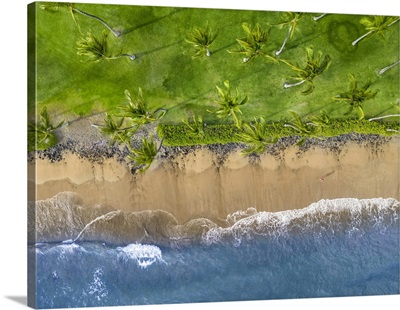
[28, 138, 400, 224]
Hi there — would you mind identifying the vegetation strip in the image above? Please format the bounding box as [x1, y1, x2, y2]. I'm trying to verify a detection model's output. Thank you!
[158, 119, 399, 147]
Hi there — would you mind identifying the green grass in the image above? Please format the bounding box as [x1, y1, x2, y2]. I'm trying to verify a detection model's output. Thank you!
[32, 3, 399, 132]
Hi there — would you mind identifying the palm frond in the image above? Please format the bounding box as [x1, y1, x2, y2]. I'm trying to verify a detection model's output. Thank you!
[28, 106, 64, 151]
[186, 24, 217, 58]
[335, 74, 379, 119]
[237, 117, 277, 156]
[275, 12, 304, 55]
[118, 88, 166, 126]
[182, 115, 205, 138]
[77, 30, 114, 62]
[229, 23, 275, 63]
[208, 80, 249, 128]
[353, 15, 399, 45]
[120, 88, 149, 121]
[39, 2, 70, 12]
[281, 48, 331, 94]
[92, 114, 138, 145]
[128, 137, 160, 173]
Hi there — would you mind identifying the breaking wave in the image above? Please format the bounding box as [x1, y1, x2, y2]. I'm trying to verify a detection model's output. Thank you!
[29, 192, 399, 246]
[116, 243, 165, 268]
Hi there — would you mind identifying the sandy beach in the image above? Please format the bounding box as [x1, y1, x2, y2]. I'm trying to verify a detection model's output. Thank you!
[28, 136, 399, 224]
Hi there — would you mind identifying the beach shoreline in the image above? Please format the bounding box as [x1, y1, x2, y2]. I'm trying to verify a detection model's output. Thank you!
[28, 134, 400, 224]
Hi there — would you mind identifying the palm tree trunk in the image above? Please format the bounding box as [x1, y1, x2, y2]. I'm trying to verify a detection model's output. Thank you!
[378, 60, 400, 75]
[275, 25, 292, 56]
[368, 114, 400, 121]
[231, 111, 241, 128]
[352, 30, 373, 46]
[388, 17, 400, 27]
[313, 13, 327, 21]
[157, 138, 165, 153]
[91, 123, 137, 131]
[206, 47, 211, 57]
[73, 8, 121, 37]
[358, 106, 365, 120]
[283, 124, 302, 132]
[120, 53, 136, 60]
[284, 79, 306, 88]
[153, 108, 167, 119]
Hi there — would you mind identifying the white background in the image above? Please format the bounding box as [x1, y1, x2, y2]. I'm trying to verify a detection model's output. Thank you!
[0, 0, 399, 309]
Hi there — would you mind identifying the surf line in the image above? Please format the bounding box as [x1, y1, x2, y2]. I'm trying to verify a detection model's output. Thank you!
[36, 212, 119, 246]
[73, 211, 122, 243]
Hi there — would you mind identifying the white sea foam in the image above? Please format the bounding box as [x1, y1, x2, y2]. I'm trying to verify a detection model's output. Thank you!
[33, 193, 399, 247]
[117, 243, 165, 268]
[203, 198, 399, 246]
[88, 268, 109, 301]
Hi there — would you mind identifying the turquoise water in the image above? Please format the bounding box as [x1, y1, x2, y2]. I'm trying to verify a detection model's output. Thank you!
[30, 198, 399, 309]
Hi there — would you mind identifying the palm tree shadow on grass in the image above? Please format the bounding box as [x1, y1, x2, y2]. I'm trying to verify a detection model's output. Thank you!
[212, 41, 237, 55]
[120, 8, 186, 36]
[283, 29, 331, 53]
[368, 105, 399, 120]
[134, 40, 183, 59]
[263, 100, 335, 122]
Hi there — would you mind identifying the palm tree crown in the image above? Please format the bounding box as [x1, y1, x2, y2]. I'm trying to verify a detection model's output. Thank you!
[284, 111, 322, 145]
[119, 88, 166, 126]
[335, 74, 379, 120]
[229, 23, 277, 63]
[28, 107, 64, 151]
[185, 24, 217, 58]
[208, 80, 248, 128]
[128, 137, 162, 173]
[182, 114, 205, 138]
[91, 114, 137, 145]
[275, 12, 304, 56]
[77, 31, 135, 62]
[352, 15, 400, 46]
[237, 117, 278, 156]
[281, 48, 331, 95]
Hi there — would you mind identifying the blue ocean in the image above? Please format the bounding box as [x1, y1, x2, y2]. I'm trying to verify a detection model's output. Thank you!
[29, 196, 399, 309]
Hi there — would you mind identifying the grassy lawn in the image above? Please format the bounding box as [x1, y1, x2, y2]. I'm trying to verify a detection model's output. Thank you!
[32, 3, 399, 128]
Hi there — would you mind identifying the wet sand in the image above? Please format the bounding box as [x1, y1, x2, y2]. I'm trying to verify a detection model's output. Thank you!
[28, 138, 400, 224]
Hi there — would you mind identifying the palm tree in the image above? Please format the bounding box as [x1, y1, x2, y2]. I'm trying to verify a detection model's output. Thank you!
[308, 110, 331, 127]
[119, 88, 167, 126]
[352, 15, 400, 46]
[378, 60, 400, 75]
[284, 111, 319, 145]
[280, 48, 331, 95]
[40, 2, 121, 37]
[76, 31, 135, 62]
[128, 137, 162, 173]
[28, 106, 65, 151]
[207, 80, 248, 128]
[91, 113, 138, 145]
[306, 110, 332, 137]
[275, 12, 304, 56]
[236, 117, 278, 156]
[313, 13, 328, 21]
[182, 114, 205, 138]
[185, 24, 217, 58]
[228, 23, 277, 63]
[335, 74, 379, 120]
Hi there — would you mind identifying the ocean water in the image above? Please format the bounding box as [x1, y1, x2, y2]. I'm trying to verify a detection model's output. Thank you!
[29, 196, 400, 309]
